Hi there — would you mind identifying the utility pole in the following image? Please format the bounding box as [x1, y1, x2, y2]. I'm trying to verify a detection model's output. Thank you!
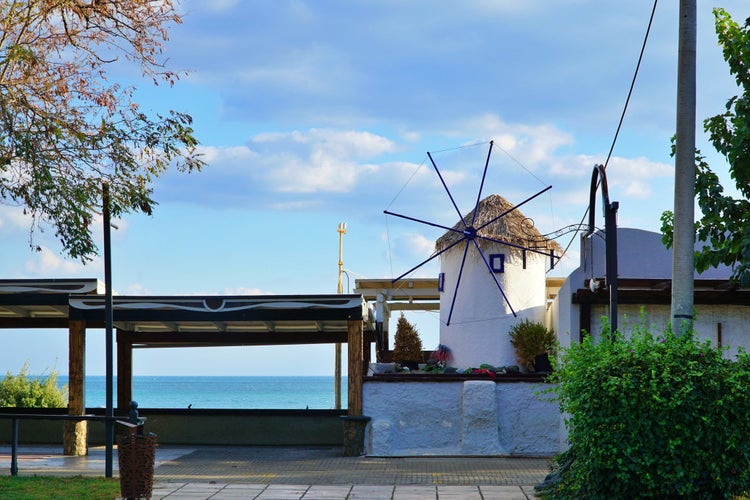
[335, 222, 347, 409]
[671, 0, 697, 334]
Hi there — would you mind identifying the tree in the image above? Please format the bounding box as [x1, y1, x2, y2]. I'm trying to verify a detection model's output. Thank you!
[0, 361, 67, 408]
[0, 0, 204, 261]
[392, 313, 424, 365]
[662, 9, 750, 285]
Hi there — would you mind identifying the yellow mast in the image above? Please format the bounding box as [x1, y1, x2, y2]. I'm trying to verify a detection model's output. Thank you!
[335, 222, 347, 409]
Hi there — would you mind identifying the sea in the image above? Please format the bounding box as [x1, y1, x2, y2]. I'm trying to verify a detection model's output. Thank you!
[56, 376, 348, 410]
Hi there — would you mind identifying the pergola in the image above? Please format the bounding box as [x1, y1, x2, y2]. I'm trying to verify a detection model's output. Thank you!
[0, 278, 375, 455]
[573, 277, 750, 341]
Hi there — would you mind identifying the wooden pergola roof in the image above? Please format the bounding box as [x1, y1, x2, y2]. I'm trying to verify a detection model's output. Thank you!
[0, 278, 102, 328]
[573, 278, 750, 306]
[71, 294, 372, 348]
[0, 278, 375, 347]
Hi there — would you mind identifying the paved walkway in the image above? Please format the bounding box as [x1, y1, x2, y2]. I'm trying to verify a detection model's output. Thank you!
[0, 445, 551, 499]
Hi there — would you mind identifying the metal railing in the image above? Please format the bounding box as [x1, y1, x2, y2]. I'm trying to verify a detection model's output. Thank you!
[0, 413, 123, 476]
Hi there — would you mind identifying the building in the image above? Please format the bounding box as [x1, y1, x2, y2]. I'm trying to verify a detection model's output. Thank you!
[361, 213, 750, 456]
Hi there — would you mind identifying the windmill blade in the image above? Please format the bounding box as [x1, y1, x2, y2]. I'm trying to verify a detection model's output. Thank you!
[471, 141, 494, 227]
[476, 185, 552, 234]
[390, 235, 466, 283]
[384, 209, 462, 235]
[445, 239, 472, 326]
[471, 239, 517, 317]
[428, 151, 468, 228]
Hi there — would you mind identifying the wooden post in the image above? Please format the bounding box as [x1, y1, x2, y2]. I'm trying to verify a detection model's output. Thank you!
[347, 319, 363, 416]
[116, 330, 133, 411]
[64, 320, 87, 456]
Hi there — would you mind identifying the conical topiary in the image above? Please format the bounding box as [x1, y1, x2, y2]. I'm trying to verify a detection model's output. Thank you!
[392, 313, 424, 365]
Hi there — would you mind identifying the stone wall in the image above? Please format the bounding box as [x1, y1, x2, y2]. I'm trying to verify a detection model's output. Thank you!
[0, 409, 346, 446]
[363, 379, 560, 456]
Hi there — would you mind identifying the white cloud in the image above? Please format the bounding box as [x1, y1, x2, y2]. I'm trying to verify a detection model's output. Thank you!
[269, 200, 322, 211]
[550, 155, 599, 178]
[24, 246, 97, 276]
[0, 206, 32, 231]
[197, 145, 257, 164]
[605, 156, 673, 199]
[249, 128, 395, 193]
[409, 233, 437, 257]
[183, 0, 239, 14]
[457, 114, 575, 170]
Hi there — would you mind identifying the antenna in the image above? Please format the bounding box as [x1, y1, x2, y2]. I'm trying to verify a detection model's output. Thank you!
[337, 222, 347, 294]
[335, 222, 347, 410]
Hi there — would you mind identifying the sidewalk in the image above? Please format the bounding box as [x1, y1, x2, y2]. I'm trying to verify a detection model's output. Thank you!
[0, 445, 551, 499]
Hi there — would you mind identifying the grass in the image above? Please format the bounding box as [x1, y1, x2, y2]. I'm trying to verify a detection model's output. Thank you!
[0, 475, 120, 499]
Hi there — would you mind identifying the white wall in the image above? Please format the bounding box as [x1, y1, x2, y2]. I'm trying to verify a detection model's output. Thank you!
[588, 304, 750, 358]
[363, 379, 560, 456]
[440, 246, 548, 369]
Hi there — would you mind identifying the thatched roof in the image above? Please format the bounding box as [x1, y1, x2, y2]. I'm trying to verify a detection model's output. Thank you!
[435, 194, 563, 255]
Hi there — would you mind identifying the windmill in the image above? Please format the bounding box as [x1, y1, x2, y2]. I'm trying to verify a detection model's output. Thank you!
[384, 141, 560, 327]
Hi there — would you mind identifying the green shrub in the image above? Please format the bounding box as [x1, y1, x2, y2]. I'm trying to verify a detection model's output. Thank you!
[0, 361, 67, 408]
[508, 318, 555, 371]
[543, 318, 750, 499]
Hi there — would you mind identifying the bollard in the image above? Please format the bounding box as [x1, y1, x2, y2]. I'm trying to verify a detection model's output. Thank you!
[340, 415, 371, 456]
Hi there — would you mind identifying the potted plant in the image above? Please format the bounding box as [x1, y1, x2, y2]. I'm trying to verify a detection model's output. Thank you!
[508, 319, 555, 372]
[392, 313, 424, 370]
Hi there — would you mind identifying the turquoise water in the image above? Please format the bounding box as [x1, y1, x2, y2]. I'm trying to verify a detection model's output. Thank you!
[57, 376, 348, 410]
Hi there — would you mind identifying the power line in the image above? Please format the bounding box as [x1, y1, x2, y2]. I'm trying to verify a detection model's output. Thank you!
[559, 0, 660, 263]
[604, 0, 659, 170]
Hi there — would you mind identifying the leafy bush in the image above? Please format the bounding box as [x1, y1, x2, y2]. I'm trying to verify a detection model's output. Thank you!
[0, 362, 67, 408]
[543, 319, 750, 499]
[392, 313, 424, 364]
[508, 318, 555, 371]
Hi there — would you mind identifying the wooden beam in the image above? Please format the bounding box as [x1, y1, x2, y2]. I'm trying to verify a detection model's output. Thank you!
[64, 320, 87, 456]
[116, 330, 133, 412]
[0, 318, 70, 329]
[347, 320, 363, 416]
[117, 330, 355, 347]
[388, 302, 440, 311]
[574, 288, 750, 306]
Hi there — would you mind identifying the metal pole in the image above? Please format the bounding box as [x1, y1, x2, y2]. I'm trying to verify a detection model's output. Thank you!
[10, 417, 18, 476]
[335, 223, 347, 410]
[587, 165, 619, 337]
[103, 183, 114, 477]
[671, 0, 697, 333]
[605, 201, 619, 335]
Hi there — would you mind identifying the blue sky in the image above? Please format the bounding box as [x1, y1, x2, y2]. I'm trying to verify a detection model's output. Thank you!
[0, 0, 746, 376]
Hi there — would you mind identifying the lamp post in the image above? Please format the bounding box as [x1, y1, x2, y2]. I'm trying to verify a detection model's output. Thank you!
[335, 223, 347, 410]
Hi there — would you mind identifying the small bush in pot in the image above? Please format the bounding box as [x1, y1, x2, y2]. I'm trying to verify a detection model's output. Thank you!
[508, 319, 555, 372]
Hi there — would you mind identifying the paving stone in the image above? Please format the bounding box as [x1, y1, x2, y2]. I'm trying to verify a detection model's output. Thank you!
[478, 485, 530, 500]
[436, 485, 482, 499]
[348, 485, 394, 499]
[302, 484, 353, 499]
[257, 483, 310, 499]
[1, 444, 552, 499]
[393, 484, 437, 499]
